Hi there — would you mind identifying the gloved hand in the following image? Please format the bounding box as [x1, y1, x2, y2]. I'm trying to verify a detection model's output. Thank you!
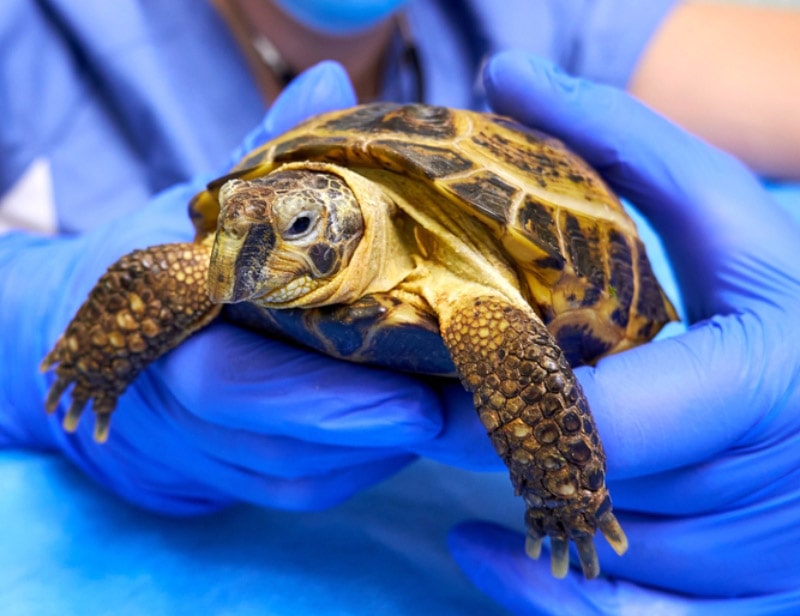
[444, 51, 800, 613]
[0, 62, 442, 515]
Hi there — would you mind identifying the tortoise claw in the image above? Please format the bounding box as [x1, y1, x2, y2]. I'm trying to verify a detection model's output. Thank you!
[525, 528, 604, 579]
[44, 376, 69, 415]
[62, 394, 89, 433]
[43, 360, 121, 441]
[550, 536, 570, 579]
[574, 534, 601, 579]
[525, 532, 544, 560]
[523, 495, 627, 578]
[42, 332, 121, 440]
[598, 510, 629, 556]
[93, 413, 112, 444]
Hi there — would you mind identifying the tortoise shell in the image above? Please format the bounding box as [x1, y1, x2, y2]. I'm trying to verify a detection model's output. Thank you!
[190, 103, 676, 373]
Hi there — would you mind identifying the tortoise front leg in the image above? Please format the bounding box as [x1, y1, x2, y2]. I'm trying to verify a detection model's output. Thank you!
[41, 240, 221, 442]
[439, 295, 627, 579]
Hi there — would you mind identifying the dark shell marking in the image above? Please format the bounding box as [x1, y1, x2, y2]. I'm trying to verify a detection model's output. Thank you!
[319, 102, 458, 139]
[445, 171, 519, 226]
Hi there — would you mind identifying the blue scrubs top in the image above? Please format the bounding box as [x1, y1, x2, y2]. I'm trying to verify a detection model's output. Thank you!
[0, 1, 686, 614]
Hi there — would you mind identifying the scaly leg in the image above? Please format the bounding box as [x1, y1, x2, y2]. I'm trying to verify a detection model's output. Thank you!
[41, 241, 220, 442]
[439, 295, 627, 579]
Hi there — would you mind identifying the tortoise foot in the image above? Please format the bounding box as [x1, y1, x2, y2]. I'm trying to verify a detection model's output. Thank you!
[41, 360, 117, 441]
[524, 497, 627, 579]
[440, 295, 627, 579]
[41, 241, 219, 441]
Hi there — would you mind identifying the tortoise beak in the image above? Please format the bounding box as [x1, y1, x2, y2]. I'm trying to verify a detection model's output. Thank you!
[207, 233, 242, 303]
[208, 222, 278, 304]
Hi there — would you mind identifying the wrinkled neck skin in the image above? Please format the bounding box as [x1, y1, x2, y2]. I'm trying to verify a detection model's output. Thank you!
[257, 162, 416, 309]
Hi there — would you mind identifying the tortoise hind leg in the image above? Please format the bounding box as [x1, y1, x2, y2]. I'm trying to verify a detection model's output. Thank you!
[438, 294, 627, 579]
[41, 240, 221, 442]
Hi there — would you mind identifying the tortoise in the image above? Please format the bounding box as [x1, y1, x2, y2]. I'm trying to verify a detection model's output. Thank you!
[42, 103, 676, 579]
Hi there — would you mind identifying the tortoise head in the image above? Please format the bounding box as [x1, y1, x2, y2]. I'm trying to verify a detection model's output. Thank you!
[208, 167, 364, 305]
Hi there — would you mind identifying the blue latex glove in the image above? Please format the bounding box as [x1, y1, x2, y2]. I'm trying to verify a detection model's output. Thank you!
[445, 51, 800, 613]
[0, 62, 442, 515]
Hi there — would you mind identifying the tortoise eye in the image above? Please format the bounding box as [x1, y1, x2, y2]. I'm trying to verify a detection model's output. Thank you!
[284, 214, 313, 239]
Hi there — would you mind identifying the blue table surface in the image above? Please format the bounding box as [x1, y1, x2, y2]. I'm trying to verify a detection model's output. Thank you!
[1, 450, 520, 616]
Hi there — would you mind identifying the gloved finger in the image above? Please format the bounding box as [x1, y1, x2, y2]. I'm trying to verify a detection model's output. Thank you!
[609, 423, 800, 516]
[236, 60, 357, 156]
[194, 451, 415, 512]
[575, 304, 799, 478]
[483, 51, 800, 318]
[409, 381, 504, 471]
[57, 395, 416, 514]
[157, 322, 444, 447]
[600, 494, 800, 596]
[610, 455, 765, 518]
[48, 416, 234, 515]
[233, 453, 414, 512]
[448, 521, 799, 616]
[95, 440, 413, 514]
[121, 389, 417, 482]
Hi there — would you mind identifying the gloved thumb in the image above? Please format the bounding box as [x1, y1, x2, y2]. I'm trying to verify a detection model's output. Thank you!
[447, 520, 792, 615]
[238, 60, 357, 156]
